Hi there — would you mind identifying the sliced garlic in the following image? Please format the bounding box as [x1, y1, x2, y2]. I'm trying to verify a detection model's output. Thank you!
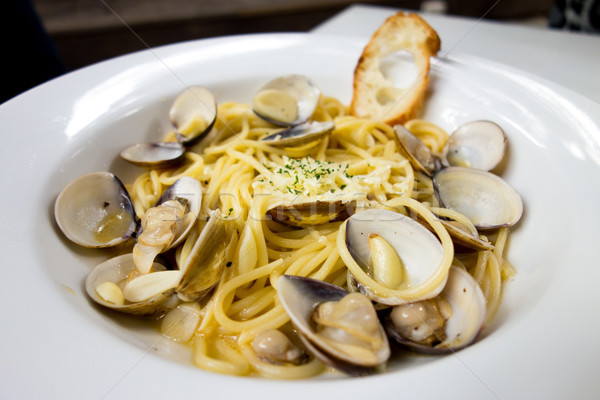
[123, 270, 182, 303]
[95, 281, 125, 305]
[369, 233, 405, 288]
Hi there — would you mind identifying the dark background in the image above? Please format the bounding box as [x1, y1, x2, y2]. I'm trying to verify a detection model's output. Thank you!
[0, 0, 573, 103]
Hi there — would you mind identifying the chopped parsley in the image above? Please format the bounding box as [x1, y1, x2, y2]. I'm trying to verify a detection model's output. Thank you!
[258, 156, 354, 197]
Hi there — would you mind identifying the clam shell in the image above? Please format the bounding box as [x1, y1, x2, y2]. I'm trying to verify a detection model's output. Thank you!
[445, 120, 506, 171]
[385, 266, 486, 353]
[261, 121, 334, 147]
[417, 214, 495, 252]
[393, 124, 441, 176]
[252, 75, 320, 126]
[120, 142, 185, 168]
[176, 210, 228, 302]
[277, 275, 390, 376]
[433, 167, 523, 229]
[85, 254, 179, 316]
[439, 219, 495, 252]
[344, 208, 447, 305]
[169, 86, 217, 144]
[154, 177, 203, 249]
[54, 172, 137, 248]
[268, 199, 354, 228]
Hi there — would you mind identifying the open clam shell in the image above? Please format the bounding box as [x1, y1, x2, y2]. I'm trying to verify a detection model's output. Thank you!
[433, 167, 523, 229]
[261, 121, 334, 148]
[120, 86, 217, 168]
[169, 86, 218, 144]
[120, 142, 185, 168]
[393, 125, 441, 176]
[268, 199, 354, 228]
[444, 120, 506, 171]
[54, 172, 137, 248]
[343, 208, 449, 305]
[86, 253, 180, 316]
[277, 275, 390, 376]
[153, 177, 203, 249]
[252, 75, 320, 126]
[439, 220, 495, 252]
[417, 214, 494, 252]
[132, 177, 203, 274]
[385, 266, 486, 354]
[176, 210, 228, 302]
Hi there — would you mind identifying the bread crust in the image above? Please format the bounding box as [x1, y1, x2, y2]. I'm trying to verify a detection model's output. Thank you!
[350, 12, 441, 126]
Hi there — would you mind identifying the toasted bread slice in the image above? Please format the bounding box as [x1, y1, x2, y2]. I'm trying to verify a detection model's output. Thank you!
[350, 12, 441, 126]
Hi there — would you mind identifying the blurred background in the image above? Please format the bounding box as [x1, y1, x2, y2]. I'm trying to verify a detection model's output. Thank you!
[3, 0, 598, 103]
[33, 0, 558, 70]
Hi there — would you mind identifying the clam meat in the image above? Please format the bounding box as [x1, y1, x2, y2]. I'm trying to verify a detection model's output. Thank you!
[251, 329, 306, 365]
[133, 199, 188, 274]
[133, 177, 202, 274]
[277, 275, 390, 375]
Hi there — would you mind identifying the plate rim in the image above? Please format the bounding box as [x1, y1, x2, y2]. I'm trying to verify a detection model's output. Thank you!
[1, 31, 600, 399]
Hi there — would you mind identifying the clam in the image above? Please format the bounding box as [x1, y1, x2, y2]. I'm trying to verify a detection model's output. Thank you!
[438, 219, 494, 252]
[268, 199, 354, 228]
[417, 214, 494, 252]
[251, 329, 307, 365]
[54, 172, 137, 248]
[133, 176, 203, 274]
[343, 208, 449, 305]
[277, 275, 390, 376]
[153, 176, 203, 247]
[385, 266, 486, 353]
[176, 210, 229, 302]
[394, 120, 507, 174]
[55, 172, 202, 268]
[252, 75, 320, 126]
[433, 167, 523, 229]
[444, 120, 506, 171]
[120, 142, 185, 168]
[261, 121, 334, 147]
[169, 85, 218, 144]
[120, 86, 217, 168]
[86, 253, 180, 316]
[393, 125, 441, 176]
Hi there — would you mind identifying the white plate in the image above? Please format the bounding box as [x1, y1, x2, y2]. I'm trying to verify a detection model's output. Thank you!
[1, 33, 599, 399]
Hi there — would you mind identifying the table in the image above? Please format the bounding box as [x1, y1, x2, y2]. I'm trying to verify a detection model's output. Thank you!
[312, 4, 600, 104]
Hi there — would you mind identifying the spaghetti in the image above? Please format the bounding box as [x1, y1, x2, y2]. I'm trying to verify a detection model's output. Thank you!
[125, 95, 515, 378]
